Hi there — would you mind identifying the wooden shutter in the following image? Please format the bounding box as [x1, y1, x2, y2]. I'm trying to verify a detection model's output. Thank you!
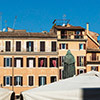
[59, 44, 61, 49]
[52, 42, 56, 51]
[29, 76, 33, 86]
[4, 58, 6, 67]
[92, 53, 96, 60]
[84, 44, 86, 49]
[96, 67, 98, 71]
[26, 42, 29, 51]
[84, 69, 86, 73]
[21, 58, 23, 67]
[10, 58, 12, 67]
[45, 58, 47, 67]
[27, 58, 29, 67]
[31, 42, 33, 51]
[21, 77, 23, 86]
[34, 58, 36, 67]
[84, 56, 86, 66]
[40, 42, 45, 51]
[14, 58, 16, 67]
[44, 77, 46, 85]
[77, 69, 79, 75]
[14, 77, 16, 86]
[59, 69, 62, 79]
[10, 77, 12, 86]
[6, 41, 10, 51]
[77, 56, 79, 66]
[59, 56, 61, 66]
[66, 44, 68, 49]
[56, 58, 58, 67]
[16, 41, 21, 51]
[3, 76, 5, 86]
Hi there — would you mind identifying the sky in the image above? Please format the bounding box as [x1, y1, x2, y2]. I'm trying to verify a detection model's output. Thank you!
[0, 0, 100, 40]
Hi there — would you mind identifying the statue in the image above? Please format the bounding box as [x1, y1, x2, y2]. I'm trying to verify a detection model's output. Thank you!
[62, 50, 75, 79]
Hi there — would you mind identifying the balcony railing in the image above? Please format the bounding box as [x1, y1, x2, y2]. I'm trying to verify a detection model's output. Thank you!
[61, 34, 84, 39]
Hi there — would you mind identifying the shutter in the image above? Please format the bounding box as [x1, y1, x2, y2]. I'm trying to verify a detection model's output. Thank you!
[77, 69, 79, 75]
[59, 69, 62, 79]
[84, 56, 86, 66]
[4, 58, 6, 67]
[60, 56, 61, 66]
[10, 58, 12, 67]
[77, 56, 79, 66]
[10, 77, 12, 86]
[84, 69, 86, 73]
[14, 77, 16, 86]
[46, 58, 47, 67]
[59, 44, 61, 49]
[29, 76, 33, 86]
[38, 58, 40, 67]
[44, 77, 46, 85]
[3, 76, 5, 86]
[27, 58, 29, 67]
[34, 58, 36, 67]
[43, 42, 45, 51]
[31, 42, 33, 51]
[14, 58, 16, 67]
[56, 58, 58, 67]
[21, 58, 23, 67]
[96, 67, 98, 71]
[21, 77, 23, 86]
[26, 42, 29, 51]
[84, 44, 86, 49]
[39, 77, 41, 86]
[66, 44, 68, 49]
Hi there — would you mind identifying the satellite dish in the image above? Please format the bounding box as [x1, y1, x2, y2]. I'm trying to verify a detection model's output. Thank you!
[3, 28, 6, 32]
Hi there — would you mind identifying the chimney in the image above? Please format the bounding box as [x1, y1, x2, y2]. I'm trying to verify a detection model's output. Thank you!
[86, 23, 89, 34]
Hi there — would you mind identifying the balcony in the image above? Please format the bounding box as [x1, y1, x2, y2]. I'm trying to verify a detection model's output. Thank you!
[87, 56, 100, 64]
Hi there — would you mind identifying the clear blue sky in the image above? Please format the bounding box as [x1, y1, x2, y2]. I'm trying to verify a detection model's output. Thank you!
[0, 0, 100, 39]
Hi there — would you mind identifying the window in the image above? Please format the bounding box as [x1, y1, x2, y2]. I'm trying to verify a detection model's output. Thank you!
[50, 58, 58, 67]
[26, 41, 34, 52]
[50, 76, 57, 83]
[75, 31, 83, 39]
[27, 58, 35, 67]
[4, 58, 12, 67]
[79, 44, 83, 50]
[38, 58, 47, 67]
[14, 58, 23, 67]
[28, 76, 34, 86]
[51, 41, 56, 52]
[4, 76, 12, 86]
[62, 44, 66, 49]
[14, 76, 23, 86]
[16, 41, 21, 51]
[40, 41, 45, 52]
[91, 66, 98, 71]
[59, 44, 68, 49]
[77, 56, 86, 66]
[61, 30, 66, 39]
[39, 76, 46, 86]
[5, 41, 11, 51]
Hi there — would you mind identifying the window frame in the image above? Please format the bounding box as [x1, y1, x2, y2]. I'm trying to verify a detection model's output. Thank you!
[5, 41, 11, 52]
[61, 43, 66, 50]
[5, 76, 10, 86]
[39, 76, 46, 86]
[79, 44, 84, 50]
[28, 76, 34, 86]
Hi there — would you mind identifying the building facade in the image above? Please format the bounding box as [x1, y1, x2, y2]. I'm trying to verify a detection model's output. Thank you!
[0, 22, 99, 95]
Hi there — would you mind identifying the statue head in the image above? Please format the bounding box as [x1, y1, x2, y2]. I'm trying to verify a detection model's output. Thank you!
[64, 50, 75, 65]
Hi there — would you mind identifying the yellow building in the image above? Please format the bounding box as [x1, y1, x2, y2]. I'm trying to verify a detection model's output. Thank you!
[0, 21, 100, 96]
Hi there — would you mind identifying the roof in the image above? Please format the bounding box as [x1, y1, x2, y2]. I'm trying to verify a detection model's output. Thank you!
[54, 24, 85, 30]
[0, 32, 57, 38]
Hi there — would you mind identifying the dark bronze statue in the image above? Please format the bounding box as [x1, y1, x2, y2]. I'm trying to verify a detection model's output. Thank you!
[62, 50, 75, 79]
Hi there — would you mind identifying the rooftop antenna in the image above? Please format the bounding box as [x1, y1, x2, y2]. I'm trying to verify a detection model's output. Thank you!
[2, 20, 7, 32]
[13, 16, 17, 29]
[62, 14, 66, 26]
[0, 12, 2, 32]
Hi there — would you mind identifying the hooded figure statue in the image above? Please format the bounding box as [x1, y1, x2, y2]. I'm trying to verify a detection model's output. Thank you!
[62, 50, 75, 79]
